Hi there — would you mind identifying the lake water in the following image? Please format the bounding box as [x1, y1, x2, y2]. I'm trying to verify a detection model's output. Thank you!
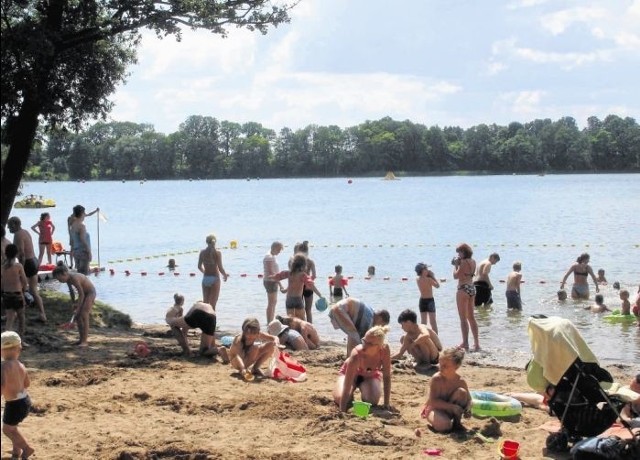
[15, 174, 640, 365]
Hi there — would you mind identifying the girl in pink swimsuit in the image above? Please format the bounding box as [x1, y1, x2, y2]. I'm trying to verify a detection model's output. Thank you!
[333, 325, 392, 413]
[31, 212, 55, 266]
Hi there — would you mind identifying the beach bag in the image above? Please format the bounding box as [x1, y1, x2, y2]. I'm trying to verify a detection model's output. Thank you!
[570, 435, 639, 460]
[268, 350, 307, 382]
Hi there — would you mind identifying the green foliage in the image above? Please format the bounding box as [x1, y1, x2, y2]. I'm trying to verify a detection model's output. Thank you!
[1, 0, 294, 226]
[17, 114, 640, 180]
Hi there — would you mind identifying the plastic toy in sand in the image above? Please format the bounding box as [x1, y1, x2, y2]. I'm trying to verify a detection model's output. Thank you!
[352, 401, 371, 418]
[471, 391, 522, 418]
[134, 341, 150, 358]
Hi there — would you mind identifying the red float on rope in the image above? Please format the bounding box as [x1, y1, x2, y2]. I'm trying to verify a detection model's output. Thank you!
[141, 272, 147, 276]
[189, 273, 196, 277]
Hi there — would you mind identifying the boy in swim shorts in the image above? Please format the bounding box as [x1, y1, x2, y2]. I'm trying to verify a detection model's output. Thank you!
[1, 331, 35, 459]
[505, 261, 523, 310]
[415, 262, 440, 333]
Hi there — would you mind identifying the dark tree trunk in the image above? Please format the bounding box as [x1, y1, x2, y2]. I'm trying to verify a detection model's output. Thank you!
[1, 94, 41, 228]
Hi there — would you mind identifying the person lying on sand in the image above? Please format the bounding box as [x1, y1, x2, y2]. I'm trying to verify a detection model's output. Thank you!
[276, 315, 320, 349]
[229, 317, 278, 381]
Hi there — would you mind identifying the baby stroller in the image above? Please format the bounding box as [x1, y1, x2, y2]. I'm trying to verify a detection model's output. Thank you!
[526, 315, 634, 452]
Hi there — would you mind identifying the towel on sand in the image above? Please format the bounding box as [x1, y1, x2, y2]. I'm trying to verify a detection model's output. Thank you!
[527, 317, 598, 392]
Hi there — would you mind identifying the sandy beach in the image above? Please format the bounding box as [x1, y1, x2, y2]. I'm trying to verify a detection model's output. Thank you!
[2, 296, 637, 460]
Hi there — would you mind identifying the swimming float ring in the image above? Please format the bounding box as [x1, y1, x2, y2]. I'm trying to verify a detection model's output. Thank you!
[603, 310, 637, 324]
[471, 391, 522, 417]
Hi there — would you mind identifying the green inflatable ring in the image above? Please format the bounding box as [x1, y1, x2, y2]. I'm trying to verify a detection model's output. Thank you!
[603, 310, 637, 324]
[471, 391, 522, 417]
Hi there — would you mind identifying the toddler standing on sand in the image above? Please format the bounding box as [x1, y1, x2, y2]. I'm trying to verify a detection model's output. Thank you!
[1, 331, 34, 459]
[421, 347, 471, 433]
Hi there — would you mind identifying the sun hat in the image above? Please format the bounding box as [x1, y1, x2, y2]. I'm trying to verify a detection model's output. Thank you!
[1, 331, 22, 350]
[267, 319, 289, 337]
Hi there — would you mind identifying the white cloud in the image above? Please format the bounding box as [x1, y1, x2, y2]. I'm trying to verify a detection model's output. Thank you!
[507, 0, 552, 9]
[541, 7, 607, 35]
[498, 90, 546, 116]
[136, 28, 258, 78]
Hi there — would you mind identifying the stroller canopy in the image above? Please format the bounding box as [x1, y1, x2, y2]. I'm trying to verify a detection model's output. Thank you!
[527, 316, 598, 392]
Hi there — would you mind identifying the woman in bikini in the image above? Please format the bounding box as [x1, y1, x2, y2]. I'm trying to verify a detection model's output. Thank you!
[452, 243, 480, 351]
[197, 234, 228, 310]
[560, 253, 599, 300]
[334, 325, 392, 413]
[52, 262, 96, 347]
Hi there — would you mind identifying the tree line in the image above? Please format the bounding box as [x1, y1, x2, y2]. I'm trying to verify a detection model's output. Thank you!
[18, 113, 639, 181]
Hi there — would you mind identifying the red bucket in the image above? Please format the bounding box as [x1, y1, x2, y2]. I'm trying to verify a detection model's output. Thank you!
[498, 439, 520, 459]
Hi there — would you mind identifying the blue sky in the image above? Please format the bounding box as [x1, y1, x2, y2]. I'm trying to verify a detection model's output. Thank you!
[109, 0, 640, 134]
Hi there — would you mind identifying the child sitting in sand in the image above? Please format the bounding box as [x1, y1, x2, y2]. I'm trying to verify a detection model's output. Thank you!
[52, 261, 96, 347]
[391, 309, 442, 367]
[619, 289, 631, 316]
[421, 347, 471, 433]
[229, 318, 278, 381]
[329, 265, 349, 298]
[620, 374, 640, 428]
[584, 294, 610, 313]
[276, 315, 320, 349]
[1, 331, 35, 460]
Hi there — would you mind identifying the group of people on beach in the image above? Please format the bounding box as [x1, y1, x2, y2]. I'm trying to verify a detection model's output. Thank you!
[1, 205, 100, 345]
[2, 225, 639, 458]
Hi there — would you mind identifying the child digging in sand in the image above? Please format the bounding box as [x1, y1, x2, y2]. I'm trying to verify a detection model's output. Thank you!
[52, 261, 96, 347]
[391, 309, 442, 368]
[421, 347, 471, 432]
[229, 318, 278, 381]
[1, 331, 35, 460]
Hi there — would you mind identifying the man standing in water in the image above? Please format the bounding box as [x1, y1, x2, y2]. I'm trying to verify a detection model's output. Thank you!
[474, 253, 500, 307]
[263, 241, 284, 323]
[7, 217, 46, 322]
